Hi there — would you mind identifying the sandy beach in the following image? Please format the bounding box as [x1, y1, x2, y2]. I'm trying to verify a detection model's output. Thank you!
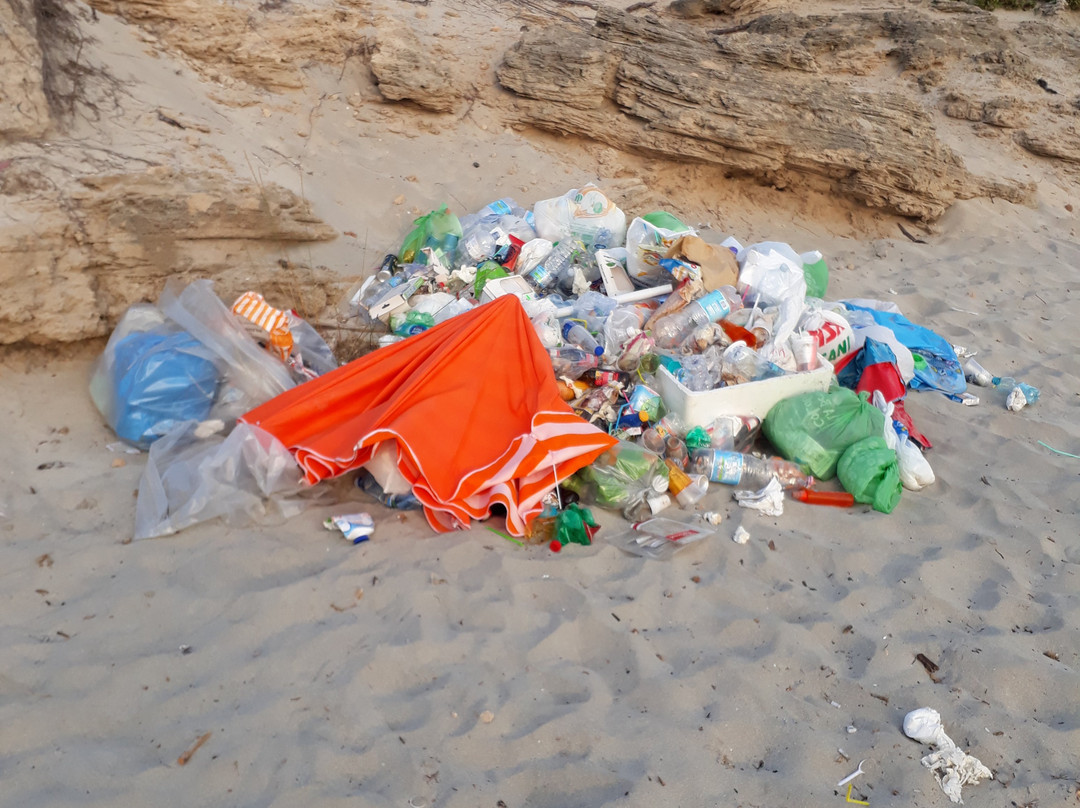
[2, 1, 1079, 806]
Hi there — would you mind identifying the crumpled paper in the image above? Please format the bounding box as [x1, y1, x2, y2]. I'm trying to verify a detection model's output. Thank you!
[734, 477, 784, 517]
[904, 707, 993, 804]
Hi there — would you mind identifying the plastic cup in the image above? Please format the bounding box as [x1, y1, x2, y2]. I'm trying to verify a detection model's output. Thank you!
[792, 333, 818, 372]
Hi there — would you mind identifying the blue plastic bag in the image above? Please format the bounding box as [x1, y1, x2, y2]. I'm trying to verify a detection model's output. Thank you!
[842, 304, 965, 396]
[110, 329, 220, 446]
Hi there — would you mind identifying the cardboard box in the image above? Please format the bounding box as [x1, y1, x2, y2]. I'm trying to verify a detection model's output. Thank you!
[655, 358, 834, 425]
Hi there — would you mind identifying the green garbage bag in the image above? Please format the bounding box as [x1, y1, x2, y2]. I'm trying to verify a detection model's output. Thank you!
[763, 388, 884, 480]
[474, 260, 509, 298]
[399, 205, 463, 264]
[837, 436, 901, 513]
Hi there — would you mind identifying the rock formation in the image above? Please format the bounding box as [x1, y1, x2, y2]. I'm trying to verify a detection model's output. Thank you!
[497, 7, 1055, 220]
[0, 167, 335, 344]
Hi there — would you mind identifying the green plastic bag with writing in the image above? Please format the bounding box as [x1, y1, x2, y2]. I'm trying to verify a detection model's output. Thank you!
[837, 436, 901, 513]
[763, 387, 884, 480]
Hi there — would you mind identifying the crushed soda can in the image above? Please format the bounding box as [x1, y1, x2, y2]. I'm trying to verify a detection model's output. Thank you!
[323, 512, 375, 544]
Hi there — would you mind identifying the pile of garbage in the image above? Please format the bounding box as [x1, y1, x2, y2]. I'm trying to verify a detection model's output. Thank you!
[90, 184, 1039, 549]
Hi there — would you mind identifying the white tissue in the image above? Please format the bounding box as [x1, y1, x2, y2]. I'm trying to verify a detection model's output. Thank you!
[734, 477, 784, 517]
[903, 707, 993, 804]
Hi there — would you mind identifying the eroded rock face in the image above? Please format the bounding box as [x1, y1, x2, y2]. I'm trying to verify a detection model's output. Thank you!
[85, 0, 370, 92]
[498, 7, 1040, 220]
[0, 167, 336, 344]
[370, 19, 464, 113]
[0, 0, 51, 139]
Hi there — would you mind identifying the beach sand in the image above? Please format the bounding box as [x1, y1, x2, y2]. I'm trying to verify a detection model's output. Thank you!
[2, 1, 1079, 806]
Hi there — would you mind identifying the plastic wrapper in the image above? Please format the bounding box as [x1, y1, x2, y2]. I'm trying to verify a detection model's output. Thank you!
[614, 517, 715, 560]
[764, 388, 885, 480]
[134, 421, 313, 539]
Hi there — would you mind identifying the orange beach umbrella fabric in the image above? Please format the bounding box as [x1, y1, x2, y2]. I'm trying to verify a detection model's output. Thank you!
[240, 295, 616, 535]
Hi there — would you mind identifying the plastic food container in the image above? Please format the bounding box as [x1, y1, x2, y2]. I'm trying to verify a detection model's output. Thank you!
[654, 357, 834, 424]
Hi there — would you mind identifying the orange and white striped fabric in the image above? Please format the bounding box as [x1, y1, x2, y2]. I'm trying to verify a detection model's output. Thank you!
[240, 295, 617, 536]
[231, 292, 294, 362]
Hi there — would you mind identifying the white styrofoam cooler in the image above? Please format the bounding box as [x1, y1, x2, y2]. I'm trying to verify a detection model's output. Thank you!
[654, 358, 834, 424]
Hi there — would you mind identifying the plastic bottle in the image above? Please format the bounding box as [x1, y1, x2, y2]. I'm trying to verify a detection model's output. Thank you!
[528, 240, 581, 290]
[676, 354, 712, 391]
[997, 379, 1040, 411]
[562, 321, 604, 357]
[689, 450, 812, 490]
[705, 414, 761, 452]
[717, 318, 762, 349]
[651, 286, 743, 349]
[581, 368, 631, 387]
[547, 346, 600, 380]
[459, 223, 507, 263]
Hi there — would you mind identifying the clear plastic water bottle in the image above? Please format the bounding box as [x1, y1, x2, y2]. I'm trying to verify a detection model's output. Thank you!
[705, 414, 761, 452]
[677, 354, 713, 391]
[994, 377, 1040, 411]
[528, 240, 581, 290]
[689, 450, 812, 490]
[562, 321, 604, 357]
[547, 346, 600, 379]
[651, 286, 743, 349]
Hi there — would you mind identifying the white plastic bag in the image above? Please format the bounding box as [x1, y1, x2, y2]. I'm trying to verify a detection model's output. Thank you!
[736, 242, 806, 307]
[737, 242, 809, 358]
[871, 391, 934, 491]
[516, 238, 553, 275]
[533, 186, 627, 248]
[625, 217, 695, 287]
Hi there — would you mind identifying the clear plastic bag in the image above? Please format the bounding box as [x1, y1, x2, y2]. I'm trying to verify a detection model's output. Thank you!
[158, 279, 296, 424]
[562, 441, 669, 513]
[625, 214, 694, 287]
[134, 421, 311, 539]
